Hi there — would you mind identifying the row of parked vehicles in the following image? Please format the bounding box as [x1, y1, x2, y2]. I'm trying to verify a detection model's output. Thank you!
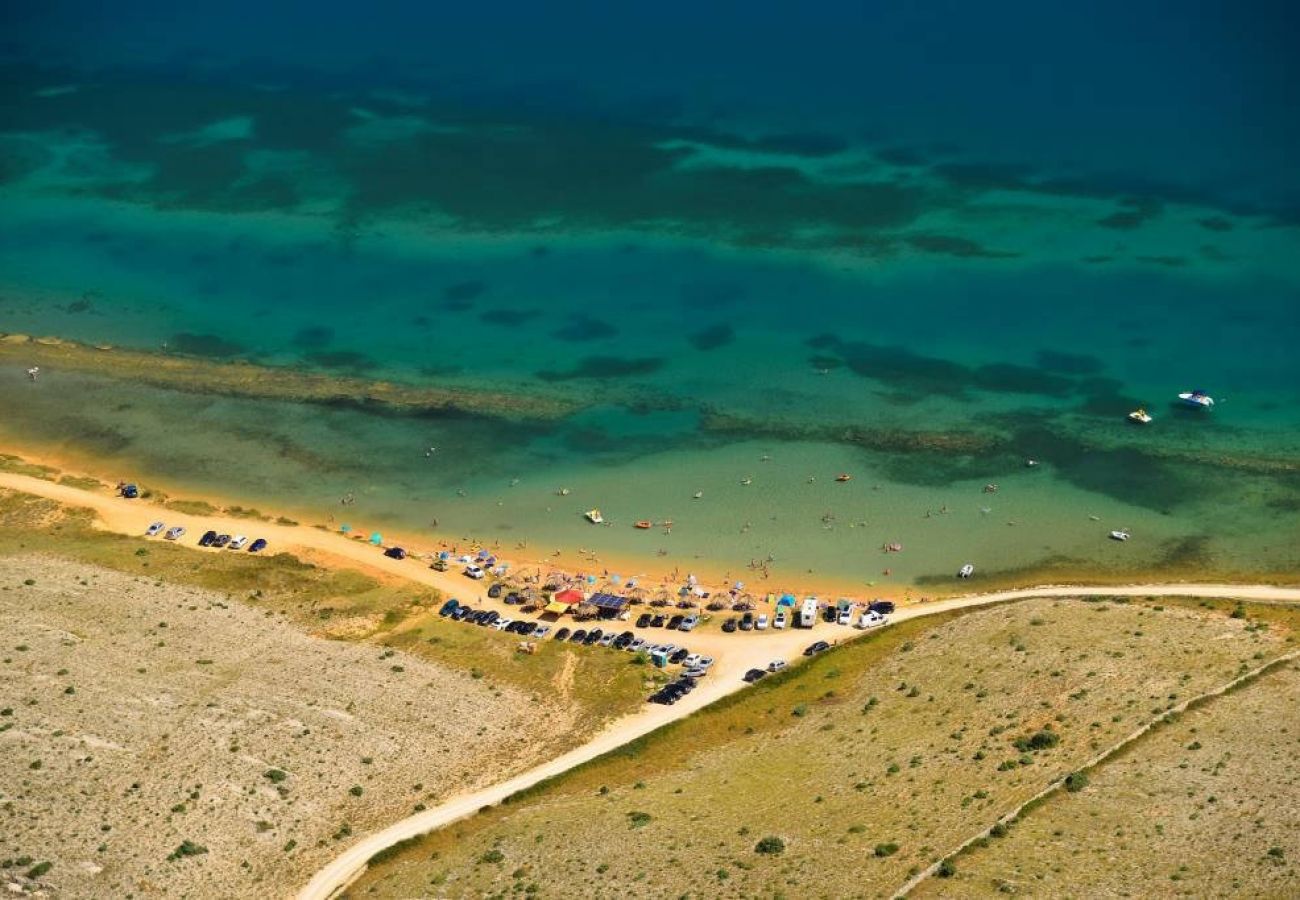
[144, 521, 268, 553]
[635, 611, 699, 631]
[436, 599, 715, 681]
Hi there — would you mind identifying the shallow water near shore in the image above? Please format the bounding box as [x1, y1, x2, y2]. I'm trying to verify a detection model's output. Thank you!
[1, 5, 1298, 586]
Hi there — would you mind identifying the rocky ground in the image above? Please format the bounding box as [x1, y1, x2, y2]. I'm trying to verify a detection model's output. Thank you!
[0, 555, 557, 898]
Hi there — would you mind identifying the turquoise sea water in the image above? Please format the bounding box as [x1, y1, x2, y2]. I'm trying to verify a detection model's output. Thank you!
[1, 3, 1298, 585]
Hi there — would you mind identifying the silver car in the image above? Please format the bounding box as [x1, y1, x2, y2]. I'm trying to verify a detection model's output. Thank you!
[164, 526, 186, 541]
[146, 521, 165, 537]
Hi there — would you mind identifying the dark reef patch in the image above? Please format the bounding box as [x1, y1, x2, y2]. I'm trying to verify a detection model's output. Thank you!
[688, 324, 735, 351]
[1096, 196, 1162, 230]
[1197, 216, 1233, 232]
[443, 280, 487, 302]
[905, 234, 1019, 259]
[291, 326, 334, 348]
[550, 314, 619, 342]
[536, 356, 665, 381]
[1135, 255, 1188, 267]
[874, 145, 927, 167]
[1036, 350, 1103, 376]
[169, 332, 246, 358]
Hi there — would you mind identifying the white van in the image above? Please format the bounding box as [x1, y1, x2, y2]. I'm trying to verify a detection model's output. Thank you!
[858, 610, 887, 629]
[798, 598, 819, 628]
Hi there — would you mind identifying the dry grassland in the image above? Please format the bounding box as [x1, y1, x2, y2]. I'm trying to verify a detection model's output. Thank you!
[915, 659, 1300, 897]
[348, 596, 1293, 899]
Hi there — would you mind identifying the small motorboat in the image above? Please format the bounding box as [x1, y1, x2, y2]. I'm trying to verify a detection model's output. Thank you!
[1025, 459, 1039, 468]
[1128, 408, 1153, 424]
[1178, 390, 1214, 409]
[958, 563, 974, 578]
[740, 476, 753, 485]
[983, 483, 999, 494]
[584, 509, 604, 524]
[692, 491, 703, 499]
[634, 520, 652, 529]
[1109, 529, 1130, 542]
[835, 473, 852, 482]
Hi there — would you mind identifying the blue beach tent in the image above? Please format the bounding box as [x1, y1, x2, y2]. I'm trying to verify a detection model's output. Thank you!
[369, 532, 383, 545]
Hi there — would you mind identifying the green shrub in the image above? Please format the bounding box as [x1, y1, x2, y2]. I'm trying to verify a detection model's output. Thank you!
[480, 849, 505, 864]
[264, 768, 287, 784]
[627, 811, 652, 828]
[25, 861, 52, 879]
[1064, 771, 1089, 793]
[936, 858, 956, 878]
[755, 836, 785, 855]
[874, 842, 899, 857]
[167, 840, 208, 861]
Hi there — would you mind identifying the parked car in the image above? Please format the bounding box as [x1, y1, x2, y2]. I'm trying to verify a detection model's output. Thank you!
[504, 592, 520, 605]
[228, 535, 248, 550]
[672, 677, 695, 693]
[684, 653, 704, 668]
[740, 611, 755, 631]
[583, 629, 603, 646]
[164, 526, 186, 541]
[659, 644, 679, 657]
[493, 617, 513, 631]
[858, 610, 888, 629]
[667, 614, 684, 630]
[248, 538, 268, 553]
[532, 625, 551, 639]
[481, 611, 500, 626]
[679, 615, 699, 631]
[430, 558, 449, 572]
[803, 640, 830, 656]
[743, 668, 766, 683]
[767, 660, 787, 673]
[438, 599, 460, 616]
[614, 632, 635, 650]
[120, 483, 140, 499]
[773, 610, 787, 629]
[649, 691, 676, 705]
[569, 629, 587, 643]
[599, 633, 617, 647]
[636, 613, 653, 628]
[464, 564, 485, 579]
[837, 606, 854, 626]
[487, 583, 503, 599]
[146, 521, 166, 537]
[696, 656, 714, 669]
[721, 617, 738, 633]
[668, 647, 689, 664]
[869, 600, 896, 615]
[212, 533, 231, 548]
[628, 638, 647, 653]
[823, 605, 837, 623]
[650, 615, 666, 628]
[451, 606, 472, 621]
[755, 613, 769, 630]
[197, 529, 217, 546]
[554, 627, 571, 641]
[384, 547, 407, 560]
[684, 667, 708, 678]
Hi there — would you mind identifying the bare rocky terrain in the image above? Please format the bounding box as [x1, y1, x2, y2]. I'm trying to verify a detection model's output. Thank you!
[0, 555, 556, 898]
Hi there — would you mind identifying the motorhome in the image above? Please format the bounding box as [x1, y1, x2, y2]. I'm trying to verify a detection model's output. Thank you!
[798, 597, 819, 628]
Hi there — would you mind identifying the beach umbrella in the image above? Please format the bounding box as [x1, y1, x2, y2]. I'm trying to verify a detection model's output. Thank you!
[610, 574, 621, 585]
[586, 575, 597, 584]
[340, 523, 352, 534]
[477, 549, 491, 560]
[439, 551, 450, 560]
[779, 593, 796, 607]
[369, 532, 382, 545]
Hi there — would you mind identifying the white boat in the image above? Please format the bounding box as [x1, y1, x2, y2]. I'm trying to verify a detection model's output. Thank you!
[584, 508, 604, 524]
[1178, 390, 1214, 409]
[1110, 529, 1130, 542]
[958, 563, 974, 578]
[1127, 408, 1153, 424]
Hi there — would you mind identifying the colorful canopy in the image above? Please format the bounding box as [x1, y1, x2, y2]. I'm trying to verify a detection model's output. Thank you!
[553, 589, 585, 605]
[544, 601, 569, 615]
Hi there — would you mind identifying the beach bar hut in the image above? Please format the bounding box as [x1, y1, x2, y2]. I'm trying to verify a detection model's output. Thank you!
[543, 600, 570, 617]
[589, 592, 629, 619]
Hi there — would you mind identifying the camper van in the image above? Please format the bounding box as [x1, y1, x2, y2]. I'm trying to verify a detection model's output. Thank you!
[798, 597, 819, 628]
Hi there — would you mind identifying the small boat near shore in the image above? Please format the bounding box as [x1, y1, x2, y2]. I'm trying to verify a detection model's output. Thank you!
[958, 563, 974, 578]
[835, 473, 852, 482]
[1110, 529, 1131, 541]
[584, 508, 604, 524]
[1128, 408, 1153, 424]
[1178, 390, 1214, 409]
[634, 520, 652, 529]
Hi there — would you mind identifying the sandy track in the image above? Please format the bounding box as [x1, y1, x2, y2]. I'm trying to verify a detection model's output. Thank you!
[3, 473, 1298, 899]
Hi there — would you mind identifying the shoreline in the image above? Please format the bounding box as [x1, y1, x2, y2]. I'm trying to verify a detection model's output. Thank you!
[2, 444, 1298, 599]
